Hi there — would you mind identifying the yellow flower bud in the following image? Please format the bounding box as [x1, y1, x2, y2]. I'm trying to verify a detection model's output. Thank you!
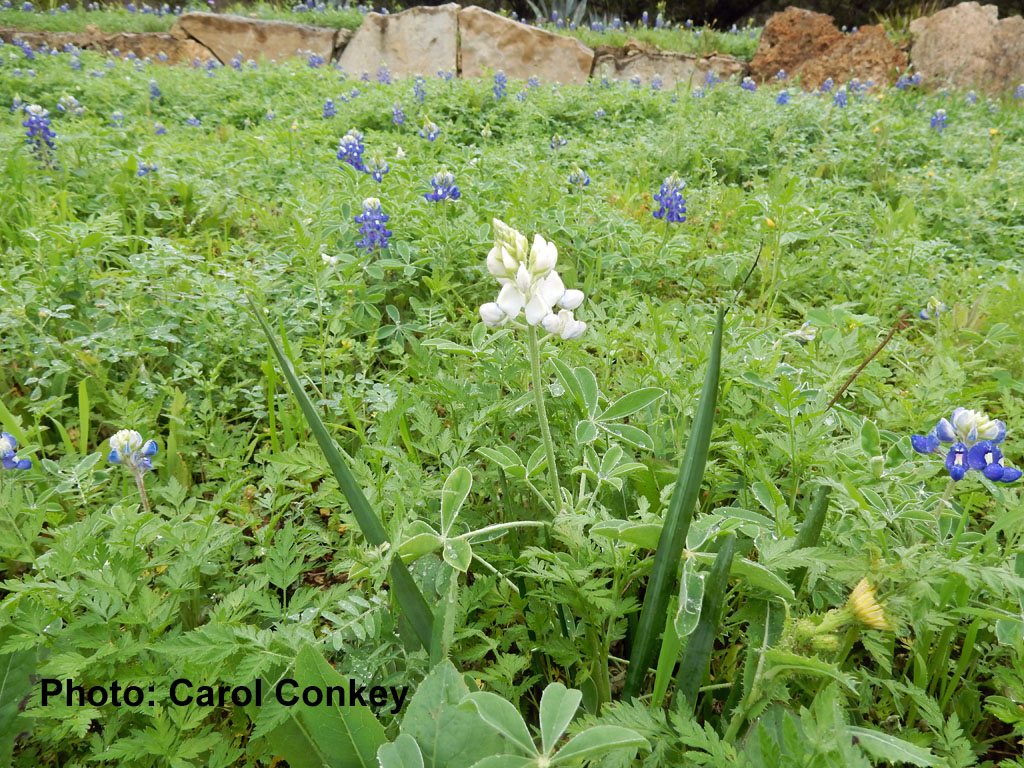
[847, 579, 891, 631]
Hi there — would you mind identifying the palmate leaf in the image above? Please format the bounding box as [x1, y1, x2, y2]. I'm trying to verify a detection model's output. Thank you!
[249, 297, 434, 649]
[623, 307, 725, 699]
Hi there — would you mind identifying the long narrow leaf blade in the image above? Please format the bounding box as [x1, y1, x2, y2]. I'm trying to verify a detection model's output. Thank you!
[672, 534, 736, 711]
[623, 306, 725, 699]
[249, 298, 434, 648]
[789, 484, 831, 592]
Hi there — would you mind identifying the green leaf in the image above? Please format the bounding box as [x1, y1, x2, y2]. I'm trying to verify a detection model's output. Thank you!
[762, 649, 858, 693]
[476, 447, 524, 472]
[860, 419, 881, 458]
[590, 520, 662, 550]
[575, 420, 598, 444]
[551, 726, 648, 764]
[539, 683, 581, 755]
[377, 734, 424, 768]
[249, 298, 434, 649]
[441, 467, 472, 538]
[460, 692, 536, 756]
[673, 534, 736, 710]
[442, 538, 473, 572]
[624, 307, 725, 700]
[398, 532, 444, 561]
[789, 485, 831, 591]
[598, 387, 666, 422]
[550, 357, 584, 410]
[0, 396, 28, 447]
[0, 627, 35, 766]
[674, 558, 705, 637]
[465, 757, 533, 768]
[690, 552, 795, 602]
[597, 422, 655, 451]
[573, 367, 599, 418]
[400, 661, 505, 768]
[263, 645, 386, 768]
[846, 726, 940, 766]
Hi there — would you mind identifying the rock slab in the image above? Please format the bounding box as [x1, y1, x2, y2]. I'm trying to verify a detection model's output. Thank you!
[174, 11, 337, 64]
[909, 2, 1024, 92]
[458, 5, 593, 84]
[749, 6, 906, 89]
[0, 27, 213, 65]
[592, 38, 746, 88]
[338, 3, 458, 78]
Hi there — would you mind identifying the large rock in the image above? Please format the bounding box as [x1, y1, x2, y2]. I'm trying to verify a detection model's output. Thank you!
[0, 27, 213, 64]
[458, 5, 593, 84]
[592, 38, 746, 88]
[338, 3, 457, 78]
[909, 2, 1024, 92]
[173, 12, 337, 65]
[750, 7, 906, 89]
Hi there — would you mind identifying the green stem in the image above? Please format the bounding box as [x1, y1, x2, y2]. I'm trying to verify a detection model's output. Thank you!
[527, 325, 561, 510]
[134, 469, 152, 516]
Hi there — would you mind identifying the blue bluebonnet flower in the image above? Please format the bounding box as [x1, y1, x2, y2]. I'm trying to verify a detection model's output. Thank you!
[912, 408, 1020, 482]
[704, 70, 721, 89]
[528, 76, 540, 89]
[550, 133, 567, 149]
[376, 63, 391, 84]
[69, 54, 82, 70]
[910, 73, 922, 86]
[413, 75, 426, 102]
[776, 90, 789, 105]
[57, 94, 84, 115]
[691, 86, 706, 98]
[110, 110, 124, 127]
[391, 102, 404, 125]
[918, 298, 947, 320]
[424, 167, 460, 201]
[1015, 83, 1024, 99]
[307, 51, 324, 68]
[931, 108, 947, 133]
[776, 69, 787, 80]
[186, 115, 201, 127]
[0, 432, 31, 471]
[22, 104, 55, 163]
[568, 165, 590, 188]
[641, 10, 648, 25]
[337, 128, 366, 172]
[740, 76, 757, 92]
[230, 52, 243, 70]
[137, 161, 157, 176]
[630, 75, 642, 90]
[653, 173, 687, 223]
[594, 107, 606, 118]
[419, 118, 440, 141]
[108, 429, 158, 473]
[965, 90, 977, 105]
[833, 86, 847, 107]
[493, 70, 507, 100]
[366, 152, 389, 182]
[323, 98, 336, 118]
[820, 77, 834, 93]
[651, 75, 663, 91]
[154, 121, 166, 135]
[354, 197, 391, 252]
[516, 90, 527, 102]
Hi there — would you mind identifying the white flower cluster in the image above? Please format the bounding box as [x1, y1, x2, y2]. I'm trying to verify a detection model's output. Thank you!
[479, 219, 586, 339]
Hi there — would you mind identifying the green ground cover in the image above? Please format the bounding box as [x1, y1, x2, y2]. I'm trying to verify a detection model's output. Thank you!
[2, 41, 1024, 768]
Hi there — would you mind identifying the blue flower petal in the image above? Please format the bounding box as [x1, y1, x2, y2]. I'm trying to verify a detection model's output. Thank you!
[142, 440, 158, 456]
[998, 466, 1023, 484]
[992, 420, 1007, 443]
[935, 418, 956, 442]
[1, 456, 15, 470]
[983, 463, 1005, 481]
[911, 433, 940, 454]
[968, 441, 999, 471]
[15, 458, 31, 470]
[108, 449, 122, 464]
[945, 442, 968, 481]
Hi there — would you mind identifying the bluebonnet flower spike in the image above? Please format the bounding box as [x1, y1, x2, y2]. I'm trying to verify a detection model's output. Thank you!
[912, 408, 1016, 482]
[108, 429, 158, 473]
[0, 432, 31, 470]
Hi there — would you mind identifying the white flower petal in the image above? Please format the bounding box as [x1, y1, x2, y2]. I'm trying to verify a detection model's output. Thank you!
[515, 264, 532, 293]
[525, 294, 551, 326]
[537, 271, 565, 307]
[497, 283, 525, 319]
[541, 312, 562, 333]
[562, 319, 587, 339]
[559, 289, 584, 310]
[479, 302, 506, 327]
[530, 234, 557, 274]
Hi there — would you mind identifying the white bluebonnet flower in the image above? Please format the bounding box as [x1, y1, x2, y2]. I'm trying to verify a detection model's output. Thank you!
[912, 408, 1020, 483]
[479, 219, 585, 335]
[784, 322, 816, 343]
[0, 432, 31, 471]
[108, 429, 158, 473]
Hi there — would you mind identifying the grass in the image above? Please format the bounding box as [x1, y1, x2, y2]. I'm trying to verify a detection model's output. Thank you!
[1, 39, 1024, 768]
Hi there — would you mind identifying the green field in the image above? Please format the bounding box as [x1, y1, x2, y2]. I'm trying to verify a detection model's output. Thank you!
[2, 38, 1024, 768]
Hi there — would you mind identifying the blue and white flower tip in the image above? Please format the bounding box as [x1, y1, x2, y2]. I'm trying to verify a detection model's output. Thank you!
[0, 432, 31, 470]
[912, 408, 1015, 482]
[918, 298, 947, 320]
[108, 428, 158, 473]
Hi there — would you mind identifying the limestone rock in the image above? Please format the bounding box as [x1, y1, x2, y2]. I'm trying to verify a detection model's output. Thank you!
[458, 5, 593, 84]
[104, 33, 215, 65]
[175, 11, 336, 65]
[750, 7, 906, 89]
[909, 2, 1024, 92]
[592, 38, 746, 88]
[338, 3, 457, 78]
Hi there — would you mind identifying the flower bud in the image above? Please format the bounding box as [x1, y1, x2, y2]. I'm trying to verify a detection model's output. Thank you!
[479, 302, 506, 327]
[559, 289, 584, 310]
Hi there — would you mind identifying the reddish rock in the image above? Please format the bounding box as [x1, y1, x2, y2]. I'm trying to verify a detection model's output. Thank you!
[750, 6, 906, 89]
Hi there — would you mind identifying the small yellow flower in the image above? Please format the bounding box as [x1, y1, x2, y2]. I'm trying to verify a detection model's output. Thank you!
[765, 217, 775, 227]
[990, 128, 999, 136]
[872, 125, 881, 134]
[847, 579, 891, 631]
[290, 123, 298, 132]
